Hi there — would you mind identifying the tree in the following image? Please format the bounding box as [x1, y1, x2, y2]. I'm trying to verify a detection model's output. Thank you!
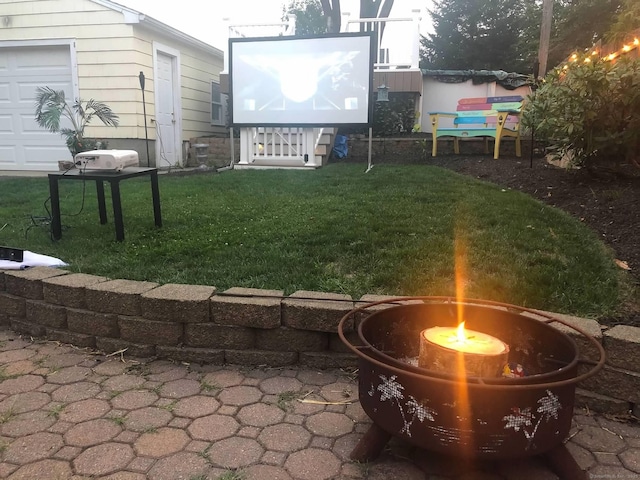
[318, 0, 395, 35]
[34, 87, 119, 158]
[605, 0, 640, 44]
[547, 0, 623, 68]
[421, 0, 628, 74]
[284, 0, 327, 36]
[421, 0, 531, 73]
[320, 0, 341, 33]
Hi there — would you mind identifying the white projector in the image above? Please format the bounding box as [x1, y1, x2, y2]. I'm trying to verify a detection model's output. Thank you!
[74, 150, 139, 171]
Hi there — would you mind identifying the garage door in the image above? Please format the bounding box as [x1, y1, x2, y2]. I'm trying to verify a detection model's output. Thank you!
[0, 44, 73, 171]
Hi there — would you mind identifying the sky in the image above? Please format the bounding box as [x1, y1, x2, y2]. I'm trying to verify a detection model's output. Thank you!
[116, 0, 430, 52]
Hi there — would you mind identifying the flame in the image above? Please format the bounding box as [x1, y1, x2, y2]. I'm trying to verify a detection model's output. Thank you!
[452, 215, 474, 455]
[456, 321, 467, 342]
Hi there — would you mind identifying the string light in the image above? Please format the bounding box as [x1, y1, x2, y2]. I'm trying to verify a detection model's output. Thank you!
[563, 33, 640, 68]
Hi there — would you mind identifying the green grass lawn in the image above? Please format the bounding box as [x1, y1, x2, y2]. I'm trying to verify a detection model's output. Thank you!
[0, 163, 632, 319]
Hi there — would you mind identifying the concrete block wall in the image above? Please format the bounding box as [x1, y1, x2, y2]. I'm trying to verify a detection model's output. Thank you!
[1, 267, 639, 417]
[187, 136, 240, 168]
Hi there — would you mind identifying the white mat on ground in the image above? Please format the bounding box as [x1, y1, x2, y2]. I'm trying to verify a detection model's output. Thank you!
[0, 251, 68, 270]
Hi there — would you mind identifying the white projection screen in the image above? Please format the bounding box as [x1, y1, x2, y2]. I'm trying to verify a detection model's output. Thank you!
[229, 33, 374, 127]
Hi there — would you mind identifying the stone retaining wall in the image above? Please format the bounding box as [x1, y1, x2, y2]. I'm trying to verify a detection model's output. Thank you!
[1, 267, 639, 418]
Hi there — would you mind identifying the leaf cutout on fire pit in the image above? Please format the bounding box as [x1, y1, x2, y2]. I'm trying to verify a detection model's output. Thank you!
[502, 389, 562, 450]
[370, 375, 437, 438]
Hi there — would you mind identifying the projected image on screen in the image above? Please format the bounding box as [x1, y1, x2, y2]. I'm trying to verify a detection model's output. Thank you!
[230, 33, 374, 126]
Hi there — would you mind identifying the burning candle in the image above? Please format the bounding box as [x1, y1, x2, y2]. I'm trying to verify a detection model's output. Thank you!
[423, 322, 508, 355]
[419, 322, 509, 377]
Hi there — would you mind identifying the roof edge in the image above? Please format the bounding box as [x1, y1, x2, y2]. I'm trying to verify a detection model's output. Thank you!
[89, 0, 223, 57]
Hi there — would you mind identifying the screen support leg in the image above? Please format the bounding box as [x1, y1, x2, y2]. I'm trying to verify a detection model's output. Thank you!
[366, 127, 373, 173]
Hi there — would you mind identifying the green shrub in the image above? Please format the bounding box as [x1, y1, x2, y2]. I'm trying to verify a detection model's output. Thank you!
[523, 55, 640, 173]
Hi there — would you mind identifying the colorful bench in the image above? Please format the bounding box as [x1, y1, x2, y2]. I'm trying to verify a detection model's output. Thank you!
[428, 95, 524, 159]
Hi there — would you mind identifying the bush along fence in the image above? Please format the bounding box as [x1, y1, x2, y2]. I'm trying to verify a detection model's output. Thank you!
[1, 267, 639, 418]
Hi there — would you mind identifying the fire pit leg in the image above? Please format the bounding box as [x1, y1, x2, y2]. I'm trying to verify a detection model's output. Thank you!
[350, 423, 392, 462]
[542, 444, 588, 480]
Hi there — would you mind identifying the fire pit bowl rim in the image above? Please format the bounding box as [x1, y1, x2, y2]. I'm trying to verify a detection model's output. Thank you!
[339, 296, 605, 391]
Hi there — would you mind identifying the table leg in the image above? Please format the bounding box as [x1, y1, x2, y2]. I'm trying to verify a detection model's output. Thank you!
[109, 180, 125, 241]
[150, 170, 162, 228]
[48, 176, 62, 240]
[96, 181, 107, 224]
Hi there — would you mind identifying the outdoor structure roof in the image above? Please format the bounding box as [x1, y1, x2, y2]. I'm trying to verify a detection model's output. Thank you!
[421, 69, 534, 90]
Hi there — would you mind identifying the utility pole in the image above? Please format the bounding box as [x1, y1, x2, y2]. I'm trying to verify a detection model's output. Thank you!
[537, 0, 554, 78]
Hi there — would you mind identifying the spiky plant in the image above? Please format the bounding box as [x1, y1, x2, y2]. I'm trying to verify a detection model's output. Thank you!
[34, 86, 119, 157]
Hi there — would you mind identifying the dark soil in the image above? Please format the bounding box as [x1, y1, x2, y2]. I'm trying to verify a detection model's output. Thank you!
[426, 154, 640, 326]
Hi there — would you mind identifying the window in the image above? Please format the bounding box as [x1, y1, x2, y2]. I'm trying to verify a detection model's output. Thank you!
[211, 81, 227, 126]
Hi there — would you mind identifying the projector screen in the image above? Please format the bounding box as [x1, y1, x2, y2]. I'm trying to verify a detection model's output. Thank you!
[229, 33, 374, 127]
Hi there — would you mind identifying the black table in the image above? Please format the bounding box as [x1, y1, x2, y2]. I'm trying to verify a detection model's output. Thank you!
[48, 167, 162, 241]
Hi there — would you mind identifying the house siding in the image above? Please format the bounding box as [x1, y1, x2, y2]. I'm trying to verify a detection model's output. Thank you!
[2, 0, 223, 152]
[133, 26, 224, 140]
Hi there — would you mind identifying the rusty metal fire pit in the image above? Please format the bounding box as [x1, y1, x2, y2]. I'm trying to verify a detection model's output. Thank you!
[338, 297, 605, 480]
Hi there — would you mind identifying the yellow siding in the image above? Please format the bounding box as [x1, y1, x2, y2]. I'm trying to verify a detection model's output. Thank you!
[133, 27, 224, 140]
[3, 0, 224, 142]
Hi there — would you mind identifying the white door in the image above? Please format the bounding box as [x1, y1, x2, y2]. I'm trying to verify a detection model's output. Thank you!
[0, 45, 73, 171]
[155, 51, 180, 167]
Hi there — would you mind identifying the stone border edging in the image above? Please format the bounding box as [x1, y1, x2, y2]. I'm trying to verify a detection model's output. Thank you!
[1, 266, 638, 417]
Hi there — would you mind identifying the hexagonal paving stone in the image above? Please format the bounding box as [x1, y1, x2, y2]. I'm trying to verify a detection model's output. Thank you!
[319, 382, 356, 402]
[306, 411, 354, 437]
[134, 427, 190, 457]
[91, 360, 130, 376]
[207, 437, 264, 469]
[0, 349, 36, 363]
[258, 423, 311, 452]
[296, 370, 340, 386]
[51, 381, 101, 402]
[3, 432, 63, 464]
[147, 367, 187, 382]
[284, 448, 341, 480]
[99, 473, 147, 480]
[125, 407, 173, 432]
[572, 425, 627, 454]
[73, 442, 135, 477]
[46, 366, 92, 384]
[619, 448, 640, 473]
[111, 390, 158, 410]
[237, 403, 285, 427]
[5, 459, 72, 479]
[260, 376, 303, 394]
[159, 379, 201, 398]
[146, 451, 211, 480]
[1, 410, 56, 437]
[42, 353, 87, 368]
[218, 385, 262, 406]
[58, 398, 110, 423]
[102, 375, 146, 391]
[64, 418, 121, 447]
[0, 374, 44, 394]
[188, 414, 239, 441]
[243, 465, 293, 480]
[0, 391, 51, 414]
[173, 395, 220, 418]
[201, 369, 245, 387]
[345, 402, 369, 422]
[3, 360, 38, 376]
[333, 433, 365, 461]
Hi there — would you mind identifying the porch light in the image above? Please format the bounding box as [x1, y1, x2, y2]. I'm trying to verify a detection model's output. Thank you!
[376, 83, 389, 102]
